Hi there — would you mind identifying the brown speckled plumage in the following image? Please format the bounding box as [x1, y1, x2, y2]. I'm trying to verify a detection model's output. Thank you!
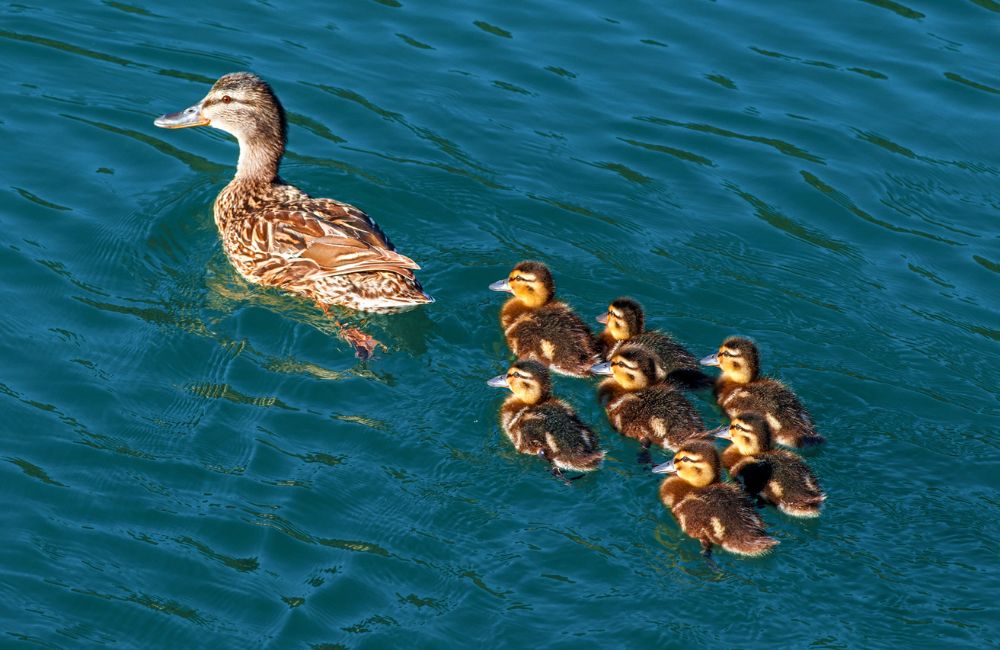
[493, 262, 600, 377]
[709, 337, 825, 448]
[597, 346, 705, 451]
[157, 72, 432, 314]
[599, 297, 711, 390]
[656, 440, 778, 557]
[494, 361, 604, 472]
[720, 413, 826, 518]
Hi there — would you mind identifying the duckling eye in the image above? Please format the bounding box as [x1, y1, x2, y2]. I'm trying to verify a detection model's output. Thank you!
[221, 95, 232, 104]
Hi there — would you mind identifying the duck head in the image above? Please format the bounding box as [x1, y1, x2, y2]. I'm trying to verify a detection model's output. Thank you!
[651, 440, 721, 487]
[487, 359, 552, 404]
[596, 297, 644, 342]
[590, 344, 656, 391]
[714, 412, 772, 455]
[155, 72, 287, 181]
[489, 261, 554, 308]
[700, 336, 760, 384]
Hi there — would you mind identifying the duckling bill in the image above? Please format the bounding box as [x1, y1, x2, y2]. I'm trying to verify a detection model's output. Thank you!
[155, 72, 432, 358]
[490, 261, 599, 377]
[488, 360, 604, 478]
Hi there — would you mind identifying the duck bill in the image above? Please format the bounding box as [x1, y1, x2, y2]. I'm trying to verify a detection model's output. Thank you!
[699, 353, 720, 367]
[489, 279, 512, 293]
[595, 312, 609, 324]
[651, 460, 677, 474]
[487, 374, 509, 388]
[709, 425, 731, 440]
[590, 361, 613, 375]
[154, 102, 210, 129]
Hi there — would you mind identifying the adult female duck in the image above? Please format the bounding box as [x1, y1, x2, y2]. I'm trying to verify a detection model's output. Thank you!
[154, 72, 432, 357]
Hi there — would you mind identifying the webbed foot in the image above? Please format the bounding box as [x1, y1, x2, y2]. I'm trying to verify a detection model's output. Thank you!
[637, 439, 653, 466]
[340, 327, 381, 360]
[701, 542, 721, 572]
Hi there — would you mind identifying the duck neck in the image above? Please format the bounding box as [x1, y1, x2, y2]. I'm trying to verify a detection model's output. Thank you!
[234, 133, 284, 183]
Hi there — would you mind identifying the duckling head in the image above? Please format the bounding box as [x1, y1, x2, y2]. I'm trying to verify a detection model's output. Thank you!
[651, 440, 720, 487]
[155, 72, 287, 180]
[715, 412, 772, 455]
[700, 336, 760, 384]
[487, 359, 552, 404]
[489, 261, 554, 308]
[591, 344, 656, 391]
[596, 297, 644, 341]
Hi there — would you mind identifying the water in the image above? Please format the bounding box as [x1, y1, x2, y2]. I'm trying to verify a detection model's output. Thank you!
[2, 0, 997, 647]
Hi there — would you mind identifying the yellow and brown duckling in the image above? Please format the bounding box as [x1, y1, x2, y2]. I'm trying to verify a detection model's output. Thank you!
[715, 413, 826, 518]
[154, 72, 432, 358]
[489, 261, 600, 377]
[591, 345, 706, 459]
[597, 297, 711, 390]
[488, 360, 605, 478]
[652, 440, 778, 559]
[701, 337, 825, 447]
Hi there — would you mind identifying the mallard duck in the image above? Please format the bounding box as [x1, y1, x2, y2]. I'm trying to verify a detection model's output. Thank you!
[154, 72, 432, 357]
[597, 297, 710, 390]
[489, 261, 599, 377]
[715, 413, 826, 518]
[652, 440, 778, 558]
[591, 345, 705, 460]
[701, 337, 825, 447]
[487, 360, 604, 478]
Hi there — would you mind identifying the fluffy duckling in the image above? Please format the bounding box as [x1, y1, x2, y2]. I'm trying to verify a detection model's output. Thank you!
[487, 360, 605, 478]
[653, 440, 778, 558]
[701, 337, 825, 447]
[154, 72, 432, 358]
[597, 297, 711, 390]
[489, 261, 600, 377]
[715, 413, 826, 518]
[591, 346, 706, 457]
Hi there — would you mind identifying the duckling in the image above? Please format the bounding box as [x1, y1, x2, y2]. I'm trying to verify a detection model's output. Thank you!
[714, 413, 826, 518]
[597, 297, 711, 390]
[489, 261, 599, 377]
[154, 72, 432, 358]
[487, 360, 604, 478]
[701, 337, 825, 447]
[591, 346, 706, 460]
[652, 440, 778, 558]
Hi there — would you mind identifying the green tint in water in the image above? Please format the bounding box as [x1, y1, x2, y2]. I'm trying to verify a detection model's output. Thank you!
[0, 0, 997, 648]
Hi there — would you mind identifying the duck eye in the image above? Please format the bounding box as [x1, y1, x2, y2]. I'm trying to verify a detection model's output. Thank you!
[221, 95, 232, 104]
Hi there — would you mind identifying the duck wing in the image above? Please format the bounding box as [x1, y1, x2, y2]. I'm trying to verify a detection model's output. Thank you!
[250, 199, 420, 280]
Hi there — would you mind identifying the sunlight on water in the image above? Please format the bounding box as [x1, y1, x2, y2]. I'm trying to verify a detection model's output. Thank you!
[0, 0, 997, 647]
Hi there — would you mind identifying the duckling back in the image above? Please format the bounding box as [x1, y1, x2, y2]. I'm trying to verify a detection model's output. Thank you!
[731, 450, 826, 518]
[719, 379, 824, 447]
[629, 332, 712, 390]
[518, 401, 604, 471]
[605, 384, 705, 450]
[672, 483, 779, 557]
[506, 304, 600, 377]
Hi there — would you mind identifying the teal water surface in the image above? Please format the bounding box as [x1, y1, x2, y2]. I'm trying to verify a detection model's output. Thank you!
[2, 1, 998, 647]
